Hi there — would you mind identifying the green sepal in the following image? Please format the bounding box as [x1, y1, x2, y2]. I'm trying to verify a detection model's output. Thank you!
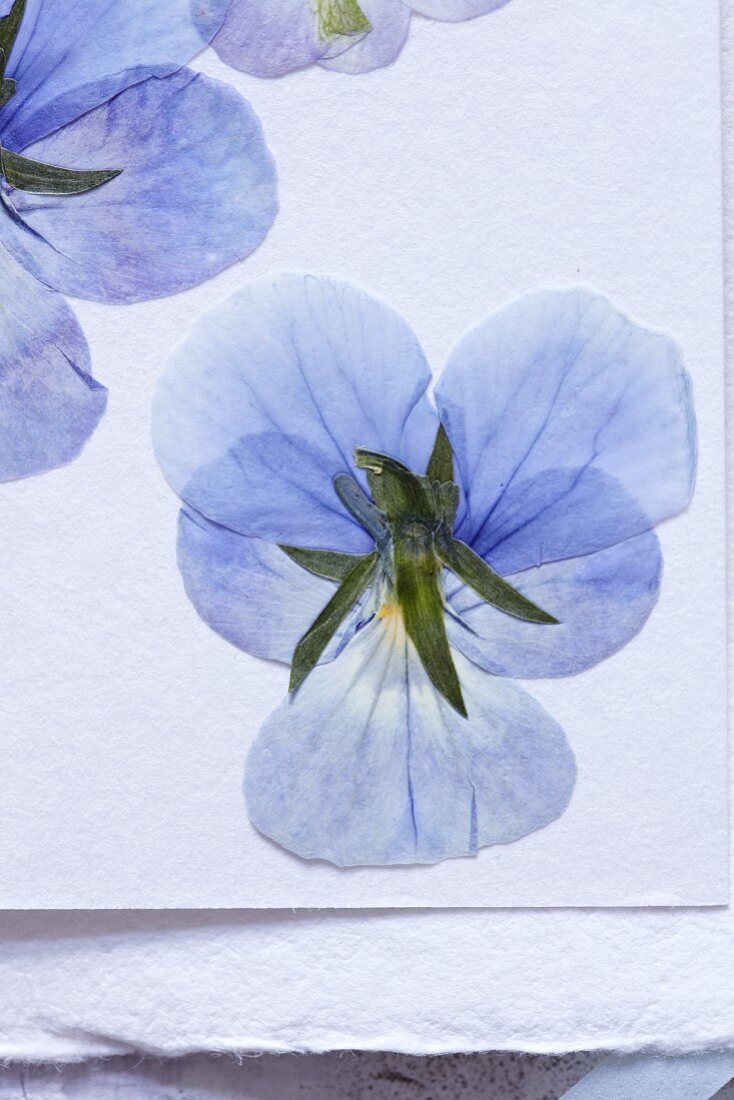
[333, 473, 389, 544]
[394, 530, 466, 717]
[0, 0, 24, 70]
[438, 536, 559, 625]
[354, 448, 435, 523]
[289, 551, 378, 693]
[0, 77, 14, 110]
[0, 148, 121, 194]
[426, 424, 454, 484]
[280, 544, 372, 583]
[317, 0, 370, 41]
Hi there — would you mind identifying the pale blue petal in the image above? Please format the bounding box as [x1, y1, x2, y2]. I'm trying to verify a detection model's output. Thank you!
[153, 274, 438, 553]
[0, 71, 277, 303]
[213, 0, 369, 76]
[435, 288, 696, 562]
[178, 505, 359, 664]
[0, 0, 227, 149]
[318, 0, 411, 73]
[406, 0, 511, 20]
[446, 526, 662, 678]
[0, 250, 106, 481]
[246, 618, 575, 866]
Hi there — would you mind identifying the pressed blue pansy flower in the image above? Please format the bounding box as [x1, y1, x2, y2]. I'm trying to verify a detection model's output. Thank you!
[153, 274, 696, 867]
[0, 0, 277, 482]
[214, 0, 513, 77]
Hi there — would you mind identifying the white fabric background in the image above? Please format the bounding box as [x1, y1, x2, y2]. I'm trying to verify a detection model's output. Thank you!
[0, 0, 730, 1059]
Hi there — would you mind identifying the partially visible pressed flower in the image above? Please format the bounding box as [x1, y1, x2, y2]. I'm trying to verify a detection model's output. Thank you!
[153, 274, 696, 867]
[213, 0, 513, 77]
[0, 0, 277, 482]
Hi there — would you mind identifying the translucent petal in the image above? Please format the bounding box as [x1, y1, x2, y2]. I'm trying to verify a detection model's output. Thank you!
[153, 274, 438, 552]
[435, 288, 696, 562]
[0, 249, 106, 481]
[246, 617, 575, 866]
[0, 70, 276, 302]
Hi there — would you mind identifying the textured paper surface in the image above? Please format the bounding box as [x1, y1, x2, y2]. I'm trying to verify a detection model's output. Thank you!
[0, 0, 727, 907]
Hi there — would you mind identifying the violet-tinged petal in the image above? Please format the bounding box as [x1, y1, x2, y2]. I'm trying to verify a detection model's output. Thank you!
[246, 617, 576, 866]
[152, 274, 438, 553]
[213, 0, 370, 77]
[406, 0, 511, 20]
[178, 506, 360, 665]
[0, 70, 277, 303]
[435, 288, 696, 562]
[446, 525, 662, 679]
[0, 248, 106, 481]
[0, 0, 228, 149]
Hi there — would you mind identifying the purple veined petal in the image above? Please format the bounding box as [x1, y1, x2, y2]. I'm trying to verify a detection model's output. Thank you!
[0, 70, 277, 303]
[446, 522, 662, 679]
[435, 288, 696, 563]
[318, 0, 411, 74]
[246, 616, 576, 866]
[152, 273, 439, 553]
[0, 247, 106, 481]
[406, 0, 511, 21]
[0, 0, 229, 150]
[178, 505, 374, 665]
[212, 0, 371, 77]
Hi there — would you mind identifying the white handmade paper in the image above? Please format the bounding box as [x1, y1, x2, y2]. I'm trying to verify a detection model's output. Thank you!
[0, 0, 726, 907]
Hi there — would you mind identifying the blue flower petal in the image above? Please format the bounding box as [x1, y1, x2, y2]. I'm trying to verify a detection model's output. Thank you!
[0, 250, 106, 481]
[0, 70, 277, 303]
[406, 0, 511, 20]
[318, 0, 411, 74]
[446, 523, 662, 679]
[435, 288, 696, 563]
[212, 0, 370, 76]
[178, 505, 352, 664]
[246, 618, 576, 866]
[153, 274, 438, 553]
[0, 0, 227, 149]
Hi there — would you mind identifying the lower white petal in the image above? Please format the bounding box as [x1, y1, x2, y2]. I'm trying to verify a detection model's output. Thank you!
[245, 616, 575, 866]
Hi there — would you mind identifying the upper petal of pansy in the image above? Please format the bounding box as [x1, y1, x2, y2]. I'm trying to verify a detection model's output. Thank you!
[178, 505, 371, 664]
[0, 0, 228, 150]
[213, 0, 372, 77]
[246, 617, 576, 866]
[0, 248, 106, 481]
[446, 522, 662, 679]
[152, 274, 439, 553]
[0, 70, 277, 303]
[435, 289, 696, 561]
[318, 0, 411, 74]
[406, 0, 511, 21]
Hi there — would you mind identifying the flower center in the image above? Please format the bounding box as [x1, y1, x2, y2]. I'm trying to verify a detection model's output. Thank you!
[282, 425, 559, 717]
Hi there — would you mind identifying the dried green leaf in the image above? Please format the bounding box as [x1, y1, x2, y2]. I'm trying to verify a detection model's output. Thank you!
[354, 448, 435, 523]
[0, 147, 121, 195]
[280, 544, 372, 582]
[317, 0, 370, 41]
[289, 551, 378, 693]
[0, 0, 24, 68]
[333, 472, 389, 544]
[394, 532, 466, 718]
[438, 536, 558, 624]
[0, 76, 15, 110]
[426, 424, 454, 485]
